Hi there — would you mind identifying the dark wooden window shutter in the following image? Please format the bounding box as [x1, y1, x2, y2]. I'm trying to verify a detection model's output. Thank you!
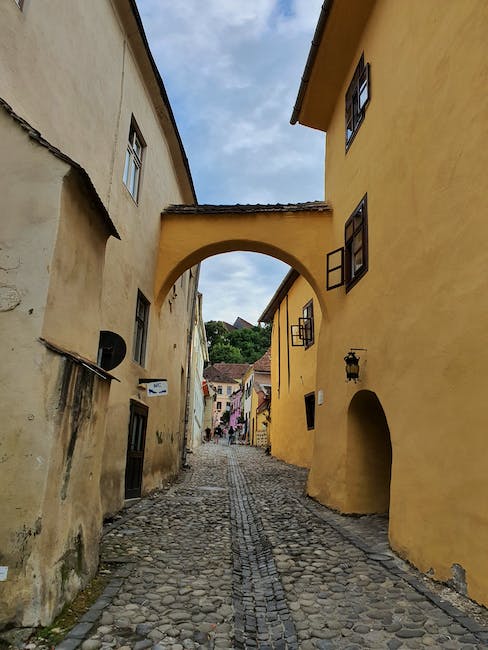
[326, 247, 345, 290]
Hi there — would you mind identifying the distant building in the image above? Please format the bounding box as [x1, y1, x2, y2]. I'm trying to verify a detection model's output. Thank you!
[242, 349, 271, 445]
[203, 363, 250, 428]
[222, 317, 254, 332]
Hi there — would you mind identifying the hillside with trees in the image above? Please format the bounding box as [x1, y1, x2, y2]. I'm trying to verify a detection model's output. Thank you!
[205, 320, 271, 364]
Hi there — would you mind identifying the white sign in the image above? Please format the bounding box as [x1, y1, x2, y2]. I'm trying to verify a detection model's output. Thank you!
[147, 380, 168, 397]
[0, 566, 8, 581]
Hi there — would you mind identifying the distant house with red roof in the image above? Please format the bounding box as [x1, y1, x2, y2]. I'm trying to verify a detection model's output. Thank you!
[203, 362, 250, 429]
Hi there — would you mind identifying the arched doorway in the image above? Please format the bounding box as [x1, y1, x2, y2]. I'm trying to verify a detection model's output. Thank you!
[346, 390, 392, 514]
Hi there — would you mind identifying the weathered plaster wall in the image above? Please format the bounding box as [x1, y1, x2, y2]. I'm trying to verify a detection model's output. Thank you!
[0, 111, 113, 625]
[270, 275, 320, 468]
[0, 0, 198, 524]
[306, 0, 488, 606]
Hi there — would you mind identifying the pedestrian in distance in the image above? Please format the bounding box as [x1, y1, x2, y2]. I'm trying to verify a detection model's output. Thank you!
[214, 425, 222, 444]
[204, 427, 211, 443]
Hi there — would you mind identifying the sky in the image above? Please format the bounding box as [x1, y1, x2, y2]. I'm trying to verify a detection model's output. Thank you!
[137, 0, 325, 324]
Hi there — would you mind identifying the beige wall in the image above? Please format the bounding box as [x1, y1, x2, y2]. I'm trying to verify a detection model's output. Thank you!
[269, 275, 320, 468]
[0, 0, 198, 515]
[0, 0, 198, 625]
[0, 110, 114, 624]
[304, 0, 488, 606]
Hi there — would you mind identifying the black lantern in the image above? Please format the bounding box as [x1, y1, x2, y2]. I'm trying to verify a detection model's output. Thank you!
[344, 350, 360, 381]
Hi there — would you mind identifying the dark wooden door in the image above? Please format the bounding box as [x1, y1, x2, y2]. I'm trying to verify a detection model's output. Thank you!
[124, 401, 148, 499]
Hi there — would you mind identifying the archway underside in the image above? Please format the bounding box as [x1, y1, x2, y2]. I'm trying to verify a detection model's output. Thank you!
[155, 202, 332, 314]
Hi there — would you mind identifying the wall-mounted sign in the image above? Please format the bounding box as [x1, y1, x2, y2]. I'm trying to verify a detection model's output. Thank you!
[0, 566, 8, 581]
[147, 380, 168, 397]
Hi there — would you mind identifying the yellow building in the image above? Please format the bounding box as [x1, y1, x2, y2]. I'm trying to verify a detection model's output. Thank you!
[289, 0, 488, 606]
[260, 271, 321, 467]
[0, 0, 198, 626]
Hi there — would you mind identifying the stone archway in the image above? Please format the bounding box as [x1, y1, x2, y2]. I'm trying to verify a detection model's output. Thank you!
[154, 202, 332, 314]
[345, 390, 392, 514]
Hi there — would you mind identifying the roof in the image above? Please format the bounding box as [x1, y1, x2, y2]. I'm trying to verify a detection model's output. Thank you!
[203, 362, 251, 383]
[126, 0, 196, 203]
[290, 0, 376, 131]
[164, 201, 330, 214]
[259, 269, 300, 323]
[222, 317, 254, 332]
[234, 317, 254, 330]
[0, 97, 120, 240]
[254, 348, 271, 373]
[290, 0, 334, 126]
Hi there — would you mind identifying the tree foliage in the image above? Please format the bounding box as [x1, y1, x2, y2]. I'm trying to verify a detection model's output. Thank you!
[209, 342, 244, 364]
[205, 321, 271, 364]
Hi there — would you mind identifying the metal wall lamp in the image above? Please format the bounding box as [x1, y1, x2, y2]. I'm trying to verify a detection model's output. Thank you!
[344, 348, 367, 382]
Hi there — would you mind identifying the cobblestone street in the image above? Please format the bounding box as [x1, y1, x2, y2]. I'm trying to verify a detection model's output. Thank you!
[56, 446, 488, 650]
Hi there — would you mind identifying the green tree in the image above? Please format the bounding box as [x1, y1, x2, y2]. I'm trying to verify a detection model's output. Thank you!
[204, 320, 229, 348]
[209, 342, 244, 364]
[204, 320, 271, 364]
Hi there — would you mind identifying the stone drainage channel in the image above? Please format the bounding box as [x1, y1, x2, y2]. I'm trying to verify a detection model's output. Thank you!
[47, 445, 488, 650]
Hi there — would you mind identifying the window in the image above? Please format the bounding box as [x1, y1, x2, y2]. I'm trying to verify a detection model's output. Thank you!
[326, 194, 368, 292]
[123, 118, 145, 201]
[302, 300, 314, 348]
[345, 196, 368, 290]
[133, 290, 149, 365]
[217, 386, 223, 395]
[216, 401, 222, 410]
[345, 54, 370, 149]
[226, 402, 230, 411]
[304, 393, 316, 430]
[226, 386, 232, 396]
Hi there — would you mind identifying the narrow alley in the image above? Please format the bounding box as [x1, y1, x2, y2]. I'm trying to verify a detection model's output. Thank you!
[49, 446, 488, 650]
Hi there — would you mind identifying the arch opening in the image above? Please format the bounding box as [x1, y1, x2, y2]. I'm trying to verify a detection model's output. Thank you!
[346, 390, 392, 514]
[158, 244, 327, 324]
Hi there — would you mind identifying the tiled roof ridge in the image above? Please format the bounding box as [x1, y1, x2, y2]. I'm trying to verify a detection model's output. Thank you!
[253, 348, 271, 372]
[164, 201, 329, 214]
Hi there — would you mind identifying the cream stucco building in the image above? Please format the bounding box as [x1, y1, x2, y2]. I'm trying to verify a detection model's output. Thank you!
[0, 0, 198, 627]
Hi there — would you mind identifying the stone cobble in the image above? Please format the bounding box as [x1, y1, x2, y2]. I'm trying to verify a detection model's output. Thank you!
[228, 455, 298, 649]
[39, 444, 488, 650]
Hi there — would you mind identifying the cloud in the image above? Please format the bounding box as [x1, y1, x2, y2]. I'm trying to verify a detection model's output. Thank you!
[199, 253, 290, 324]
[137, 0, 324, 321]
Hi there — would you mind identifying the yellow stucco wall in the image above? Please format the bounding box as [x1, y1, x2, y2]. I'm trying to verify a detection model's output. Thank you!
[301, 0, 488, 606]
[269, 275, 321, 468]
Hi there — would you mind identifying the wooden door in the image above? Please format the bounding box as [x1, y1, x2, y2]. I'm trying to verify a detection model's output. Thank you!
[124, 401, 148, 499]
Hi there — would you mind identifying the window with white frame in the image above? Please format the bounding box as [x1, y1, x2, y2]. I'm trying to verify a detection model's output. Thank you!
[123, 118, 145, 201]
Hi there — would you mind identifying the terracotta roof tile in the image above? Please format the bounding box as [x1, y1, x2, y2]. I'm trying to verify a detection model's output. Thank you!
[253, 348, 271, 372]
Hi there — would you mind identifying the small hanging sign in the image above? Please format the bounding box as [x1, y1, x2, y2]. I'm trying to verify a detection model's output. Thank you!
[146, 380, 168, 397]
[0, 567, 8, 581]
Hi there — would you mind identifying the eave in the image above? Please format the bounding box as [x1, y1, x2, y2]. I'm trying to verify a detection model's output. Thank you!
[291, 0, 376, 132]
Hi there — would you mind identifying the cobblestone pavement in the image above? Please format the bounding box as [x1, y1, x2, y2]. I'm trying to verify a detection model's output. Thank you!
[54, 445, 488, 650]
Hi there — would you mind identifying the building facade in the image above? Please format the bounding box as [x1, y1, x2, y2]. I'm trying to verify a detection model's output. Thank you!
[187, 292, 209, 449]
[203, 363, 250, 430]
[0, 0, 198, 626]
[260, 271, 320, 467]
[290, 0, 488, 607]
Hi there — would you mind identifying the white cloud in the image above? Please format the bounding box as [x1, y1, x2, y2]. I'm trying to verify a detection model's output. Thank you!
[137, 0, 324, 321]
